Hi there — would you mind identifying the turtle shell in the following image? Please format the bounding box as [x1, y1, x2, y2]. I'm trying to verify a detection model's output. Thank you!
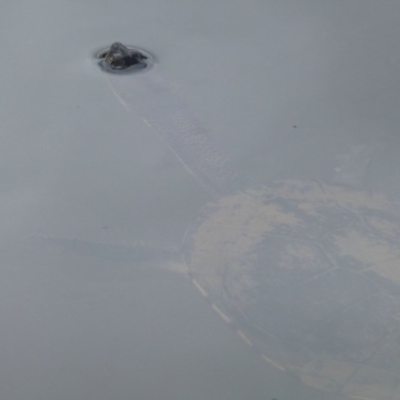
[183, 180, 400, 400]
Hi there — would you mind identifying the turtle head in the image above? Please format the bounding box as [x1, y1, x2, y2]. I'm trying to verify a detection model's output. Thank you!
[103, 42, 146, 70]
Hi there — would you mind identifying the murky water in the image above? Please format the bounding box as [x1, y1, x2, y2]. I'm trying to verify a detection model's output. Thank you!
[1, 0, 400, 399]
[2, 238, 343, 400]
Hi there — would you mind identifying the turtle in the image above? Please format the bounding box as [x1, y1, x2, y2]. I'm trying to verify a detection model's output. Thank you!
[41, 43, 400, 400]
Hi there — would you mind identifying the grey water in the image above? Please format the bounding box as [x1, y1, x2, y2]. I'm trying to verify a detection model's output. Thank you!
[3, 238, 335, 400]
[1, 0, 400, 399]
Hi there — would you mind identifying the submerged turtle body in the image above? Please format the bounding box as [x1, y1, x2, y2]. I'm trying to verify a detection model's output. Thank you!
[183, 180, 400, 399]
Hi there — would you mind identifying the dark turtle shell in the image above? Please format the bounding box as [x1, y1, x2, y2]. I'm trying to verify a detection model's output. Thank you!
[184, 180, 400, 400]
